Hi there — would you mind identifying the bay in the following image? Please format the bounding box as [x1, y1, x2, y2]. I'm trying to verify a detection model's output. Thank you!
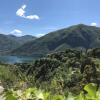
[0, 56, 36, 64]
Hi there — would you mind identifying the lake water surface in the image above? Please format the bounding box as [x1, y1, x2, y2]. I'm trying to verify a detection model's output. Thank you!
[0, 56, 36, 64]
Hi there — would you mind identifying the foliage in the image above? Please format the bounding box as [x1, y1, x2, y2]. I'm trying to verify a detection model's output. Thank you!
[0, 48, 100, 94]
[0, 48, 100, 99]
[0, 64, 19, 88]
[3, 83, 100, 100]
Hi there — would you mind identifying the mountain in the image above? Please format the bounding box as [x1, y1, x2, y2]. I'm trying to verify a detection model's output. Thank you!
[0, 34, 36, 55]
[7, 35, 36, 45]
[10, 24, 100, 56]
[0, 34, 19, 54]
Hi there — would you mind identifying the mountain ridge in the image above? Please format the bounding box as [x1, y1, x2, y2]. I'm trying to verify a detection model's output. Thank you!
[0, 34, 36, 55]
[10, 24, 100, 56]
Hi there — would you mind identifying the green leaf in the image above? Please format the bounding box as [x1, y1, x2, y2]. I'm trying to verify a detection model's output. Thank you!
[53, 95, 65, 100]
[84, 83, 96, 97]
[4, 91, 17, 100]
[43, 92, 50, 100]
[66, 93, 74, 100]
[75, 92, 85, 100]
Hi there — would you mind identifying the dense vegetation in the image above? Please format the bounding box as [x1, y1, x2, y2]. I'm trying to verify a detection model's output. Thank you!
[0, 48, 100, 99]
[3, 83, 100, 100]
[11, 24, 100, 56]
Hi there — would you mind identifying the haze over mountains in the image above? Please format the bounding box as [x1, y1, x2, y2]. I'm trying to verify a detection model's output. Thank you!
[0, 34, 36, 54]
[0, 24, 100, 56]
[10, 24, 100, 56]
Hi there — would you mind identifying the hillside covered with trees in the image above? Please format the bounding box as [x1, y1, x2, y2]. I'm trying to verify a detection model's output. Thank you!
[0, 48, 100, 99]
[11, 24, 100, 56]
[0, 34, 36, 55]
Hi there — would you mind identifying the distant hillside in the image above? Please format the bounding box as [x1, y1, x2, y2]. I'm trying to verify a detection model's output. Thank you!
[10, 24, 100, 56]
[7, 35, 36, 45]
[0, 34, 36, 54]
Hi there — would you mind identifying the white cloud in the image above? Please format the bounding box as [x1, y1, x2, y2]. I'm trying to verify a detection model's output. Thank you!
[36, 33, 45, 37]
[26, 15, 39, 20]
[11, 29, 23, 36]
[16, 5, 26, 17]
[90, 23, 97, 26]
[22, 5, 26, 9]
[16, 4, 40, 20]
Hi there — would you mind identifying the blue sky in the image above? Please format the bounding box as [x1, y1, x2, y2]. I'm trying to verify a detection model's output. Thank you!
[0, 0, 100, 37]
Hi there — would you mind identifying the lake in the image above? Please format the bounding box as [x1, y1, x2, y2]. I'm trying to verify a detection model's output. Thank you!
[0, 56, 36, 64]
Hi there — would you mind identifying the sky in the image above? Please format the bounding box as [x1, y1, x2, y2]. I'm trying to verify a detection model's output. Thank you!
[0, 0, 100, 37]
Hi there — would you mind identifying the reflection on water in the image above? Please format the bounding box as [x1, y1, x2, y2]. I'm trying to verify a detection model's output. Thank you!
[0, 56, 36, 64]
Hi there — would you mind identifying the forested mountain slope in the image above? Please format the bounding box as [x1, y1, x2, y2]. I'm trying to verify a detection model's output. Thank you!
[11, 24, 100, 56]
[0, 34, 36, 54]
